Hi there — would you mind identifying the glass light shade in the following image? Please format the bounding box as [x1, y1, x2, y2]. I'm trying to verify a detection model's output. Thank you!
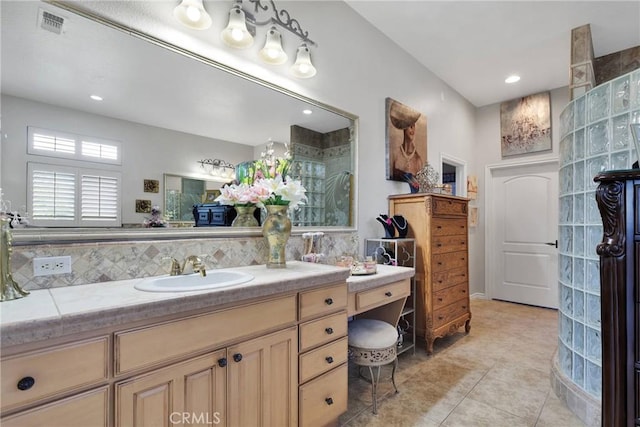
[290, 44, 316, 78]
[173, 0, 212, 30]
[221, 5, 254, 49]
[258, 27, 287, 65]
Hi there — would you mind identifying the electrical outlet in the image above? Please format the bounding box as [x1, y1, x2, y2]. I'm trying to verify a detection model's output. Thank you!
[33, 256, 72, 276]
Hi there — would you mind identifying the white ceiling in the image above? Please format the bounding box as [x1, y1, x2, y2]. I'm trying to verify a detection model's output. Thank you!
[347, 1, 640, 107]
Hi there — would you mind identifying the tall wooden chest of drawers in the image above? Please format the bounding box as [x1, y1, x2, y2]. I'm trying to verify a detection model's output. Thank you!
[389, 193, 471, 354]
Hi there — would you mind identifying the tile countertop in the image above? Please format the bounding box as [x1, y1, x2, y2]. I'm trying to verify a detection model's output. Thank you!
[1, 261, 414, 348]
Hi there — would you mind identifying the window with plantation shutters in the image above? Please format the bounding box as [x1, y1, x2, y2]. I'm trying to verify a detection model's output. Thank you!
[28, 163, 121, 227]
[28, 127, 121, 165]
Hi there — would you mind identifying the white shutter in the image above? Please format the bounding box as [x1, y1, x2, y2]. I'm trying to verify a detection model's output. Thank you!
[81, 140, 120, 163]
[28, 163, 121, 227]
[29, 164, 77, 224]
[28, 127, 121, 165]
[32, 132, 76, 155]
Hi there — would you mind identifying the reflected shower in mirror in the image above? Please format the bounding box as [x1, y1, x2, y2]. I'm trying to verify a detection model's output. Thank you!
[0, 1, 356, 242]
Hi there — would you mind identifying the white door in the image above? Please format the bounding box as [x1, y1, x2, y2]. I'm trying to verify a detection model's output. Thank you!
[491, 161, 558, 308]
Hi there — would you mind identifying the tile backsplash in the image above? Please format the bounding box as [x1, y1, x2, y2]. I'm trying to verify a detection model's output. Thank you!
[11, 232, 359, 290]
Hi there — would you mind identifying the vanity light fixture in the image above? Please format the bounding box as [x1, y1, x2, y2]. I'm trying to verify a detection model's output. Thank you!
[198, 158, 236, 181]
[505, 75, 521, 84]
[173, 0, 212, 30]
[290, 43, 316, 79]
[221, 2, 254, 49]
[258, 26, 287, 65]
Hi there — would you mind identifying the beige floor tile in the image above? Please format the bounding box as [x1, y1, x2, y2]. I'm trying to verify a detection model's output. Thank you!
[339, 299, 588, 427]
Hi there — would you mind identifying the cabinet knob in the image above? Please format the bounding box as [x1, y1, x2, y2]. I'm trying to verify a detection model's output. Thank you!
[325, 298, 333, 305]
[17, 376, 35, 391]
[233, 353, 243, 363]
[325, 327, 334, 335]
[218, 358, 227, 368]
[438, 262, 443, 266]
[436, 243, 442, 247]
[437, 297, 443, 302]
[438, 316, 444, 320]
[462, 289, 466, 294]
[325, 397, 334, 405]
[438, 280, 443, 284]
[437, 225, 442, 229]
[326, 356, 334, 364]
[462, 306, 467, 309]
[385, 291, 392, 297]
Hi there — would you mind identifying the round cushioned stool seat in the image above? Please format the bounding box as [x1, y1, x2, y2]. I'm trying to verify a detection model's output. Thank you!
[348, 319, 399, 414]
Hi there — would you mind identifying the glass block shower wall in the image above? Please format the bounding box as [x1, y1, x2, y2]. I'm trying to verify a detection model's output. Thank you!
[558, 69, 640, 399]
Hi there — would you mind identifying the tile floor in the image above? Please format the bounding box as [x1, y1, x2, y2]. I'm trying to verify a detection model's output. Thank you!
[339, 298, 589, 427]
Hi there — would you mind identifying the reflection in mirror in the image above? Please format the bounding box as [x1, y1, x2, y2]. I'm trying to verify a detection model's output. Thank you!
[164, 174, 223, 223]
[0, 1, 356, 241]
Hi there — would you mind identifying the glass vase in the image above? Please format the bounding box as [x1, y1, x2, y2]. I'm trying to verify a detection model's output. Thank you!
[232, 205, 259, 227]
[262, 204, 291, 268]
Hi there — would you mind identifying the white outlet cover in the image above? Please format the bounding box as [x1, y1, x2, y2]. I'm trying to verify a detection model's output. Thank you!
[33, 256, 72, 276]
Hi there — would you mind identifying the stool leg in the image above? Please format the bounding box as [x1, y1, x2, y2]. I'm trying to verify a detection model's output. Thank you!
[391, 358, 398, 394]
[368, 365, 382, 415]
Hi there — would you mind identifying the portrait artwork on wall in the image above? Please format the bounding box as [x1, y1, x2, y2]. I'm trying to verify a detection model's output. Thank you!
[385, 97, 427, 182]
[135, 199, 152, 213]
[467, 175, 478, 200]
[500, 91, 551, 157]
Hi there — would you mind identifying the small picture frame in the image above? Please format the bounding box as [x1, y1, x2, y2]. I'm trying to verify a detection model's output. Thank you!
[144, 179, 159, 193]
[203, 189, 221, 203]
[135, 199, 152, 213]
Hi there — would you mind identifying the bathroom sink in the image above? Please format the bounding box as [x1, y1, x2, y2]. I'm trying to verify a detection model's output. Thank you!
[135, 271, 254, 292]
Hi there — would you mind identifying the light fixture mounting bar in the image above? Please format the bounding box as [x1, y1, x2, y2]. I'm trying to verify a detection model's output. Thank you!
[248, 0, 317, 47]
[198, 158, 236, 169]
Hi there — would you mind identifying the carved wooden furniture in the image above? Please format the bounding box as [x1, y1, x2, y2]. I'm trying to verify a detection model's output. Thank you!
[389, 193, 471, 354]
[595, 170, 640, 427]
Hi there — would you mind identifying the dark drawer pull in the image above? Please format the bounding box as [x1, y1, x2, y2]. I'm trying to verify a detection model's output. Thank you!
[385, 291, 392, 297]
[462, 306, 467, 309]
[437, 297, 443, 302]
[326, 356, 334, 364]
[436, 243, 442, 247]
[325, 327, 334, 335]
[325, 397, 334, 405]
[438, 280, 443, 283]
[218, 358, 227, 368]
[233, 353, 243, 363]
[325, 298, 333, 305]
[462, 290, 466, 293]
[17, 376, 35, 391]
[438, 316, 444, 320]
[437, 225, 442, 229]
[438, 262, 443, 266]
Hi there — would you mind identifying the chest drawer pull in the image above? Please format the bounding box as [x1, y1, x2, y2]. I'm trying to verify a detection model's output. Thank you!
[385, 291, 393, 297]
[217, 358, 227, 368]
[325, 397, 334, 405]
[326, 356, 334, 364]
[233, 353, 243, 363]
[325, 298, 334, 305]
[325, 327, 334, 335]
[17, 377, 35, 391]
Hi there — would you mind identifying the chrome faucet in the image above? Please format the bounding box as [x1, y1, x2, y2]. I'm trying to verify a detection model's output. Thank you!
[167, 255, 207, 277]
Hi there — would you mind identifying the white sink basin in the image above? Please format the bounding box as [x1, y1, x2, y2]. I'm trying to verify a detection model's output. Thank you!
[135, 271, 254, 292]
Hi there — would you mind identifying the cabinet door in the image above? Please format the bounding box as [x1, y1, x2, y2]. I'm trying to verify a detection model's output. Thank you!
[116, 350, 226, 427]
[227, 327, 297, 427]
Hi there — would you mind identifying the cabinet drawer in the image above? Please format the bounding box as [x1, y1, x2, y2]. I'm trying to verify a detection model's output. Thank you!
[356, 279, 410, 312]
[432, 197, 467, 217]
[432, 251, 467, 273]
[433, 282, 469, 311]
[432, 218, 467, 236]
[0, 337, 109, 412]
[116, 294, 296, 375]
[299, 312, 347, 352]
[299, 283, 347, 321]
[1, 386, 109, 427]
[299, 337, 348, 384]
[432, 268, 468, 292]
[433, 299, 470, 329]
[432, 235, 468, 254]
[299, 363, 347, 427]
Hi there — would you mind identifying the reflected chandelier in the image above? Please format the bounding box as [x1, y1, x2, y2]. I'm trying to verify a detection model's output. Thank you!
[173, 0, 317, 78]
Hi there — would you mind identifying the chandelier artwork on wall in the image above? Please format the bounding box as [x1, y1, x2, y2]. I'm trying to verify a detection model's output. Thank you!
[173, 0, 317, 78]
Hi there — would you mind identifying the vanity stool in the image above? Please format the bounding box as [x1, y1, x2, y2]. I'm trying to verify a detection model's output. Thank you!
[347, 318, 399, 414]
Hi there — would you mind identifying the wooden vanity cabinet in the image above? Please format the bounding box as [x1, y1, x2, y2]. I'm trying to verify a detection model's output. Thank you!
[389, 193, 471, 353]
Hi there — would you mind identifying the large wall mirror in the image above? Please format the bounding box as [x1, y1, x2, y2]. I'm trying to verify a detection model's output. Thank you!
[1, 1, 357, 243]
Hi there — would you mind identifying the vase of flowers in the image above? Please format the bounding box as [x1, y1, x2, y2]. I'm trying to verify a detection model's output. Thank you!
[215, 144, 307, 267]
[232, 205, 259, 227]
[215, 183, 260, 227]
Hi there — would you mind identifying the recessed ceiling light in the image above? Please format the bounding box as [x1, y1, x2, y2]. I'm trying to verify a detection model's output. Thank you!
[505, 75, 521, 84]
[90, 95, 103, 101]
[302, 109, 313, 115]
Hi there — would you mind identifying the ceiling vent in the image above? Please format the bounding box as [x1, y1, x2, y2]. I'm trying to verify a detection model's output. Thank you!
[38, 9, 65, 35]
